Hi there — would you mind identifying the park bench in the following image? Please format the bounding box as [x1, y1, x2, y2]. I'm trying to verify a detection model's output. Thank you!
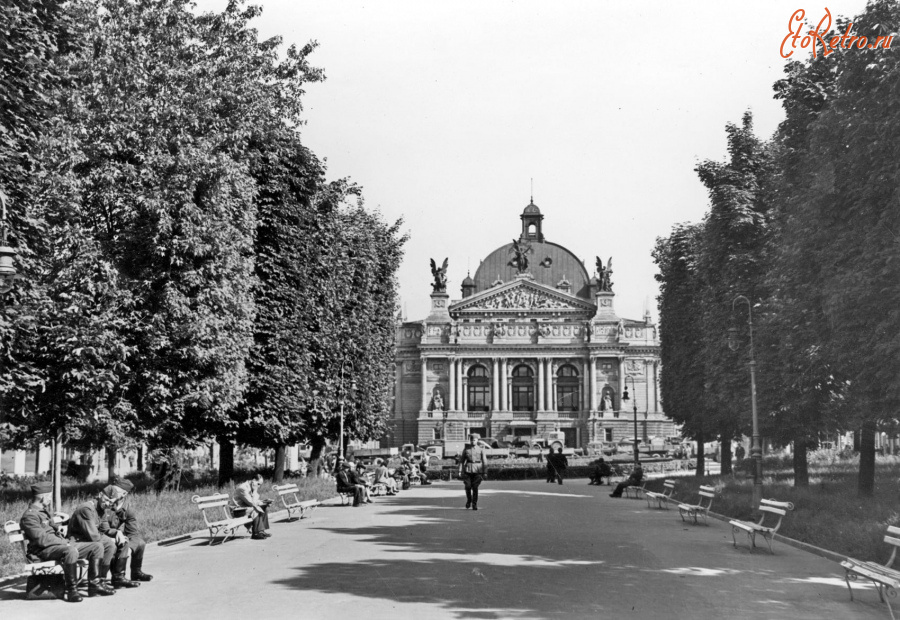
[728, 498, 794, 554]
[624, 480, 646, 499]
[271, 484, 320, 521]
[191, 493, 254, 545]
[841, 525, 900, 619]
[677, 485, 715, 525]
[644, 479, 677, 509]
[5, 513, 88, 598]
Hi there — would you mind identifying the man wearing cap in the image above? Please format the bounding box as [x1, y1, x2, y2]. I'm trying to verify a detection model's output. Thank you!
[98, 478, 153, 582]
[458, 434, 488, 510]
[19, 481, 110, 602]
[67, 484, 139, 590]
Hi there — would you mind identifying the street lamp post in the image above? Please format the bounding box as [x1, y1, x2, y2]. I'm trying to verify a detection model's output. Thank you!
[728, 295, 762, 508]
[338, 359, 355, 460]
[622, 376, 639, 466]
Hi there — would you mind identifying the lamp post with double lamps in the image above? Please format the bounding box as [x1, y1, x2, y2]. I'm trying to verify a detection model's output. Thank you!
[338, 359, 356, 460]
[621, 375, 639, 466]
[728, 295, 762, 508]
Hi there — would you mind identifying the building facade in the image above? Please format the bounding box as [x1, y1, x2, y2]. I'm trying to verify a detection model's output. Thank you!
[390, 202, 675, 449]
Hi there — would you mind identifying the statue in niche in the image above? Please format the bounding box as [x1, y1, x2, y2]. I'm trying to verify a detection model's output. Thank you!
[430, 257, 448, 292]
[617, 319, 625, 340]
[601, 393, 614, 412]
[508, 239, 532, 274]
[595, 256, 613, 292]
[431, 388, 445, 412]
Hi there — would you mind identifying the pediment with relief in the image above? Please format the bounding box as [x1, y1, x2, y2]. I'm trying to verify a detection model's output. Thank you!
[450, 280, 595, 314]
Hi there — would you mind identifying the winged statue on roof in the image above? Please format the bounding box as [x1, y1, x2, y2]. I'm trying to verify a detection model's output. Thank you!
[430, 257, 449, 292]
[508, 239, 532, 274]
[596, 256, 613, 292]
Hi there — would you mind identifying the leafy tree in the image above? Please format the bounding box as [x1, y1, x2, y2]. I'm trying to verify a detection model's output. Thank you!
[694, 112, 775, 475]
[653, 224, 711, 476]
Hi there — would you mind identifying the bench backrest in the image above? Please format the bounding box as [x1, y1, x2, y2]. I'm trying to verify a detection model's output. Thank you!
[5, 514, 67, 562]
[662, 480, 676, 496]
[882, 525, 900, 569]
[191, 494, 233, 525]
[272, 484, 299, 496]
[757, 498, 794, 532]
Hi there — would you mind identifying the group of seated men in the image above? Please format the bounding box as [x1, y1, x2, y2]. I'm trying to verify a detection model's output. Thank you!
[334, 455, 431, 507]
[20, 479, 153, 603]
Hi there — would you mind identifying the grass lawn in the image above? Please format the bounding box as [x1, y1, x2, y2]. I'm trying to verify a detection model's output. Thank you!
[0, 473, 337, 579]
[644, 452, 900, 564]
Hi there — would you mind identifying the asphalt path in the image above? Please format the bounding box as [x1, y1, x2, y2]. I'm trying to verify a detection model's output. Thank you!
[0, 478, 888, 619]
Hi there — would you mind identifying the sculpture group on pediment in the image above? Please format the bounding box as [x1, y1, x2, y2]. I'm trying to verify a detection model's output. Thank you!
[476, 288, 569, 310]
[595, 256, 613, 292]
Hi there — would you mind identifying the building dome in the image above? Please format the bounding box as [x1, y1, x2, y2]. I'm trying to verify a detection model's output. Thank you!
[523, 200, 541, 215]
[462, 273, 474, 287]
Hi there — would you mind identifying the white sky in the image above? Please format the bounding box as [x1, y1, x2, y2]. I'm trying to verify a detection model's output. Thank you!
[194, 0, 870, 322]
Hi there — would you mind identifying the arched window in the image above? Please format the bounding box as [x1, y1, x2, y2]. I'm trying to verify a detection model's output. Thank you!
[467, 365, 490, 412]
[511, 364, 534, 412]
[556, 364, 579, 412]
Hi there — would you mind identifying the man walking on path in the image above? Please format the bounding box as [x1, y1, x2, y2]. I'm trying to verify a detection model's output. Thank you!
[459, 433, 488, 510]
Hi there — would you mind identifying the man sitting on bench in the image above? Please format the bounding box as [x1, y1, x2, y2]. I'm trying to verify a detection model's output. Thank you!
[588, 458, 614, 485]
[234, 474, 273, 540]
[336, 461, 366, 507]
[98, 478, 153, 582]
[20, 482, 109, 603]
[609, 463, 643, 498]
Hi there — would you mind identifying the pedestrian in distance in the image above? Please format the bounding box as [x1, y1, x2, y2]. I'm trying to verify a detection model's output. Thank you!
[546, 447, 562, 484]
[555, 447, 568, 485]
[459, 433, 488, 510]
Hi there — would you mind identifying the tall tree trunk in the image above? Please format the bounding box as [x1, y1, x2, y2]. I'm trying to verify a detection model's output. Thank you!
[34, 445, 41, 475]
[309, 437, 327, 478]
[858, 421, 876, 497]
[137, 445, 144, 471]
[793, 438, 809, 486]
[695, 431, 705, 478]
[107, 446, 117, 482]
[853, 429, 861, 452]
[52, 434, 62, 512]
[719, 434, 733, 476]
[218, 437, 234, 487]
[273, 444, 286, 483]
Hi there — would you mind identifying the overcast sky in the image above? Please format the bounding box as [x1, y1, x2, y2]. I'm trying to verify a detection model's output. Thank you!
[194, 0, 869, 323]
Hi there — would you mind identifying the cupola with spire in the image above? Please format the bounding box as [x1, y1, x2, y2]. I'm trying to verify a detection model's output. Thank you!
[461, 272, 475, 298]
[520, 197, 544, 242]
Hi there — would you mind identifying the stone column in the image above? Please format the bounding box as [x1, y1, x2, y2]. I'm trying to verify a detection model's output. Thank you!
[421, 357, 429, 411]
[644, 359, 651, 416]
[461, 364, 468, 412]
[654, 361, 660, 412]
[548, 360, 556, 412]
[500, 358, 507, 411]
[617, 357, 625, 409]
[492, 358, 500, 413]
[448, 358, 456, 411]
[590, 356, 598, 412]
[582, 358, 590, 415]
[537, 358, 545, 412]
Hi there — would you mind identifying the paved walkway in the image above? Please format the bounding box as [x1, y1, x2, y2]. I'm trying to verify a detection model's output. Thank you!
[0, 480, 889, 619]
